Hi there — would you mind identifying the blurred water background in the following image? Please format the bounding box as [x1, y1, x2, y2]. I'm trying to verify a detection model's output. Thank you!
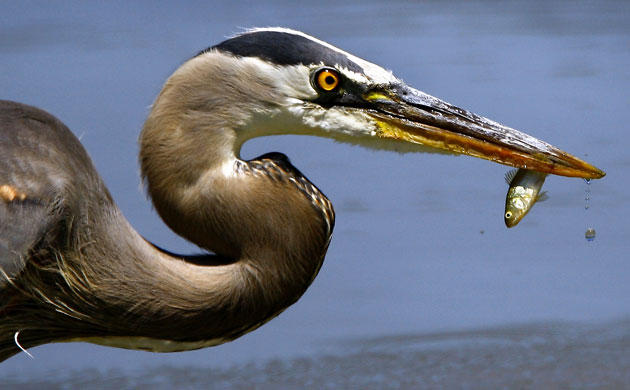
[1, 1, 629, 388]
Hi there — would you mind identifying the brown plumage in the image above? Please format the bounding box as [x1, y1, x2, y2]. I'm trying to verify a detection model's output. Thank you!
[0, 94, 333, 361]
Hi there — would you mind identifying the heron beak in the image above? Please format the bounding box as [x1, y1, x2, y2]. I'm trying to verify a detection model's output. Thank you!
[363, 83, 605, 179]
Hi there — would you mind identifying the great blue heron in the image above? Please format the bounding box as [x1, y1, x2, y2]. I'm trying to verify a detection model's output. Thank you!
[0, 28, 604, 362]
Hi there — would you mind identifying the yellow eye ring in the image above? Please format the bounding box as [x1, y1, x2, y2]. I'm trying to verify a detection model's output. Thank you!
[315, 68, 340, 91]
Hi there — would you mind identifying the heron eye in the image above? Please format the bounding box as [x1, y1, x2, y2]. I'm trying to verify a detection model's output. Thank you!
[314, 68, 340, 92]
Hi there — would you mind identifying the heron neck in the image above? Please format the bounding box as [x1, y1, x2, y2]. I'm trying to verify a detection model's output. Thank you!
[74, 201, 328, 350]
[120, 56, 334, 347]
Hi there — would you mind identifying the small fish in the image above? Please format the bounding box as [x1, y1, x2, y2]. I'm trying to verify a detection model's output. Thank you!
[504, 169, 548, 227]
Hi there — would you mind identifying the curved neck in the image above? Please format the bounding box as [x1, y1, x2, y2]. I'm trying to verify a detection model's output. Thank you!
[78, 54, 336, 348]
[55, 181, 332, 350]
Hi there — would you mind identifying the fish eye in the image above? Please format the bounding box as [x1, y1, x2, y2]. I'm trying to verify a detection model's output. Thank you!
[505, 211, 512, 219]
[312, 67, 340, 92]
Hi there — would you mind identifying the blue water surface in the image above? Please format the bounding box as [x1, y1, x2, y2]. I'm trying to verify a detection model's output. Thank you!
[1, 1, 629, 387]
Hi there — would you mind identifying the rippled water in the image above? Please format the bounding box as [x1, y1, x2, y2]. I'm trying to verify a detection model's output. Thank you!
[1, 0, 629, 388]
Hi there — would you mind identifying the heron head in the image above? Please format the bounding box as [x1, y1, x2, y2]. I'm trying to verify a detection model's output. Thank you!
[170, 27, 605, 179]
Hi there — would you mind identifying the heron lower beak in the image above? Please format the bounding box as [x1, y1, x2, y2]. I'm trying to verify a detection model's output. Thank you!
[363, 83, 605, 179]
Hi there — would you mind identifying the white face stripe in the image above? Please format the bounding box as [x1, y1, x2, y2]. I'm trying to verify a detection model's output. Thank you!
[236, 27, 398, 85]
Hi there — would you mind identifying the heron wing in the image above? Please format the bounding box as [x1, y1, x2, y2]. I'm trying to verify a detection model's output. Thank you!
[0, 100, 98, 284]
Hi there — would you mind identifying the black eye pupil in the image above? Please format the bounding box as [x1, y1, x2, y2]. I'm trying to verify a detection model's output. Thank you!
[324, 75, 335, 85]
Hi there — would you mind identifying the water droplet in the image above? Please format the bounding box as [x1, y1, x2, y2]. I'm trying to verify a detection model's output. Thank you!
[584, 178, 592, 185]
[585, 228, 596, 241]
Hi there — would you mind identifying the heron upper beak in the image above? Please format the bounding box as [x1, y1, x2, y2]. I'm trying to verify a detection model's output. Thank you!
[363, 83, 605, 179]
